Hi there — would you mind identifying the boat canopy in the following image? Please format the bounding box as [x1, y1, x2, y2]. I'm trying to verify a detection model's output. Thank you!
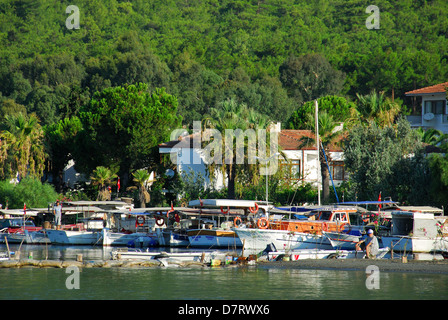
[339, 200, 396, 206]
[188, 199, 261, 208]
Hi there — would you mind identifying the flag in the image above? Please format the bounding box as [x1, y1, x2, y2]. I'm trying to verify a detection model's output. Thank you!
[378, 192, 382, 209]
[117, 177, 121, 193]
[23, 203, 26, 215]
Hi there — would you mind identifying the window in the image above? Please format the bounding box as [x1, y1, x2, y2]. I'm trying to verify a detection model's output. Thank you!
[281, 159, 301, 180]
[424, 100, 446, 114]
[330, 161, 346, 181]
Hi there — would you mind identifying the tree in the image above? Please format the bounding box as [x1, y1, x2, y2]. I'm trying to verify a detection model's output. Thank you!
[0, 113, 46, 180]
[0, 176, 58, 209]
[343, 117, 427, 203]
[355, 90, 401, 127]
[204, 98, 272, 199]
[279, 53, 346, 104]
[90, 166, 117, 201]
[73, 83, 181, 187]
[131, 169, 152, 208]
[286, 95, 358, 130]
[44, 117, 83, 192]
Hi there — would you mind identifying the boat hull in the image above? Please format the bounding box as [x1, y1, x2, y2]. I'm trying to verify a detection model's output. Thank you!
[268, 247, 390, 260]
[46, 230, 100, 245]
[235, 228, 333, 251]
[187, 229, 242, 248]
[381, 236, 448, 253]
[101, 229, 157, 247]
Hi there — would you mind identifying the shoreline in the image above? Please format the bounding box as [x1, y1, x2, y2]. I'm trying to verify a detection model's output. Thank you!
[258, 258, 448, 274]
[2, 256, 448, 274]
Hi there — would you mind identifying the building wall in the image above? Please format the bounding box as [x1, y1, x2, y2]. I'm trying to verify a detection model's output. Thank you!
[408, 93, 448, 133]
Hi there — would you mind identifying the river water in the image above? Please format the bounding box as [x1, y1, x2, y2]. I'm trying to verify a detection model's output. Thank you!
[1, 244, 448, 300]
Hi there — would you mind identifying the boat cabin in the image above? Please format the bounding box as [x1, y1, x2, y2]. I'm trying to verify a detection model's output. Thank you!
[390, 211, 447, 238]
[270, 207, 356, 234]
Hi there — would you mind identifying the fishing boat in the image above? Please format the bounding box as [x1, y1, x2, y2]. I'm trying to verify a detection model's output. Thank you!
[267, 247, 390, 260]
[111, 248, 228, 265]
[381, 210, 448, 253]
[45, 229, 101, 245]
[0, 216, 42, 244]
[235, 205, 358, 251]
[185, 199, 270, 249]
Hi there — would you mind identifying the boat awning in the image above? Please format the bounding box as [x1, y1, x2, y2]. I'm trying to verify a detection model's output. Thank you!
[188, 199, 261, 208]
[339, 200, 396, 206]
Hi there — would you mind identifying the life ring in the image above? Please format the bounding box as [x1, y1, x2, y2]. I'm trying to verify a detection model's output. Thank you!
[339, 223, 349, 232]
[221, 206, 229, 214]
[322, 222, 328, 232]
[136, 215, 145, 227]
[249, 203, 259, 214]
[155, 217, 165, 227]
[234, 216, 243, 227]
[257, 217, 269, 229]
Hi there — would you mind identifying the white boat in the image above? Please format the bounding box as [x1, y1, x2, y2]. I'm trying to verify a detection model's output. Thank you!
[101, 228, 156, 247]
[24, 229, 51, 244]
[111, 248, 227, 265]
[0, 252, 10, 261]
[45, 229, 101, 245]
[235, 206, 357, 251]
[187, 228, 242, 248]
[185, 199, 269, 249]
[381, 211, 448, 253]
[267, 247, 390, 260]
[323, 231, 361, 250]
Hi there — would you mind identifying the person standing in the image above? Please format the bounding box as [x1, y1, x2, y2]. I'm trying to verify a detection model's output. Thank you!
[54, 200, 62, 230]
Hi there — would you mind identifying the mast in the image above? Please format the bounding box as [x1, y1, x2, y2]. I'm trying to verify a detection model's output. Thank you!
[315, 100, 321, 206]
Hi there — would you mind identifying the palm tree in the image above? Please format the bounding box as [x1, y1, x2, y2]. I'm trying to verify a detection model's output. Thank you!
[90, 166, 117, 201]
[204, 98, 273, 199]
[131, 169, 152, 208]
[301, 110, 343, 203]
[0, 113, 45, 180]
[356, 90, 401, 127]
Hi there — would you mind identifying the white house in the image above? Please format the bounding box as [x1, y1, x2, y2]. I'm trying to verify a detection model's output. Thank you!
[158, 126, 347, 191]
[406, 82, 448, 133]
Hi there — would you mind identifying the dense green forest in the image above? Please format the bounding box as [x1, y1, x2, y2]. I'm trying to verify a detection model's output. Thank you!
[1, 0, 448, 206]
[1, 0, 448, 126]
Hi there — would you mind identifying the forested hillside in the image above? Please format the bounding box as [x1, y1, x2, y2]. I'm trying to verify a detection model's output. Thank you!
[1, 0, 448, 127]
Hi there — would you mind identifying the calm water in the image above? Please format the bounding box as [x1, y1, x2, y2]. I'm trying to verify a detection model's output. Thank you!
[1, 245, 448, 300]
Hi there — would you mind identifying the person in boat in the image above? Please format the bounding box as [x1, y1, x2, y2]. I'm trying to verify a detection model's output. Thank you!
[355, 229, 379, 259]
[54, 200, 62, 230]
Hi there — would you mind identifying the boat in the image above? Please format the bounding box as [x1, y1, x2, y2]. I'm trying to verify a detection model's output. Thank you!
[111, 248, 229, 265]
[234, 205, 358, 251]
[0, 216, 43, 244]
[267, 247, 390, 260]
[101, 228, 157, 247]
[381, 210, 448, 253]
[45, 229, 101, 245]
[185, 199, 271, 249]
[323, 231, 362, 250]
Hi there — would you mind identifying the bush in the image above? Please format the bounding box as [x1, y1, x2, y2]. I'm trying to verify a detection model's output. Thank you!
[0, 177, 58, 209]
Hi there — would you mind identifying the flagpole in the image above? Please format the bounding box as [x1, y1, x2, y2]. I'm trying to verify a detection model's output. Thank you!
[315, 100, 321, 206]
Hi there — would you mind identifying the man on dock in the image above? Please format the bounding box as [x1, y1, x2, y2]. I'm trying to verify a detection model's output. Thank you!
[355, 229, 379, 259]
[54, 200, 62, 230]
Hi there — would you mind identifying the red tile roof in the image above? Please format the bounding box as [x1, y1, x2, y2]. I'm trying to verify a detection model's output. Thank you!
[160, 130, 343, 152]
[405, 82, 448, 96]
